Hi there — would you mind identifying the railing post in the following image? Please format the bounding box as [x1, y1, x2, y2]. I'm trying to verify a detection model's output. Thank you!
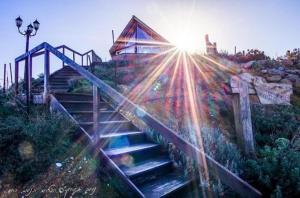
[15, 61, 19, 94]
[93, 84, 100, 142]
[43, 50, 50, 103]
[9, 63, 13, 86]
[232, 79, 255, 156]
[81, 56, 83, 66]
[62, 47, 65, 67]
[29, 56, 32, 84]
[86, 55, 88, 66]
[73, 52, 75, 62]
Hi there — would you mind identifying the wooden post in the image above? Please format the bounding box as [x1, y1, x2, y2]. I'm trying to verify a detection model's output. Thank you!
[3, 64, 6, 93]
[62, 47, 65, 67]
[81, 56, 83, 66]
[232, 79, 255, 156]
[73, 52, 75, 62]
[44, 50, 50, 103]
[93, 84, 99, 142]
[9, 63, 13, 85]
[15, 61, 19, 94]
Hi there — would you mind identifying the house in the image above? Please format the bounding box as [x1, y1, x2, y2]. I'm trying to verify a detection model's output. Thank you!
[110, 15, 173, 66]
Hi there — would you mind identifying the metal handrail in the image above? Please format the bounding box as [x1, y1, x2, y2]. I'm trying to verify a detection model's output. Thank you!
[15, 42, 262, 198]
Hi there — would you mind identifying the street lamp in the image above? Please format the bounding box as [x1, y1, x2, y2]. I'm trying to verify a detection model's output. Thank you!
[15, 16, 40, 52]
[15, 16, 40, 112]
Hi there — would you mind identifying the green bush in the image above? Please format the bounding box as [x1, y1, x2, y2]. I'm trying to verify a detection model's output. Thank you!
[0, 98, 76, 184]
[243, 138, 300, 197]
[69, 78, 92, 93]
[201, 127, 243, 175]
[251, 104, 300, 146]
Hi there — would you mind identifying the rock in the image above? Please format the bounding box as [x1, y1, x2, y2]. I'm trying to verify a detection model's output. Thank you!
[294, 79, 300, 89]
[267, 68, 285, 76]
[286, 69, 300, 75]
[241, 61, 255, 69]
[56, 162, 62, 168]
[278, 66, 285, 71]
[261, 69, 268, 74]
[286, 74, 300, 82]
[266, 75, 282, 82]
[280, 78, 293, 85]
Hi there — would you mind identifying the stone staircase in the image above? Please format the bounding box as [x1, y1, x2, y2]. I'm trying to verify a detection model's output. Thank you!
[36, 66, 197, 198]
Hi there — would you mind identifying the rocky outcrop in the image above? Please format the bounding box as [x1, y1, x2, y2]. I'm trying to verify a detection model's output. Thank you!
[257, 67, 300, 88]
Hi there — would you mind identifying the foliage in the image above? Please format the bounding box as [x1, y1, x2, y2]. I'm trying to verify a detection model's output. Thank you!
[69, 78, 92, 93]
[240, 104, 300, 197]
[219, 49, 269, 63]
[93, 61, 119, 88]
[201, 127, 243, 175]
[243, 138, 300, 197]
[0, 97, 76, 184]
[251, 104, 300, 146]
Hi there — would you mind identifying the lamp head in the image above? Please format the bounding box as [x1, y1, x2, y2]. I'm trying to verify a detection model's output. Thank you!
[27, 24, 34, 34]
[33, 19, 40, 31]
[15, 16, 23, 28]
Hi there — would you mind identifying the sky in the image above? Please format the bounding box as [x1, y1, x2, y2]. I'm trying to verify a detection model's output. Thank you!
[1, 0, 300, 85]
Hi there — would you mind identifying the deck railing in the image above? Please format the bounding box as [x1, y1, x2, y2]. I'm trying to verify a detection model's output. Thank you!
[15, 42, 262, 198]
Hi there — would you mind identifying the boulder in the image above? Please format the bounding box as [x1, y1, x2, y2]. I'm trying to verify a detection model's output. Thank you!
[286, 69, 300, 76]
[266, 75, 282, 82]
[286, 74, 300, 82]
[280, 78, 293, 85]
[261, 69, 268, 74]
[294, 79, 300, 89]
[267, 68, 286, 77]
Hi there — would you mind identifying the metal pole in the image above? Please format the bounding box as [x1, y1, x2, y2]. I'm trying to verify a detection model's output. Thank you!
[24, 34, 29, 88]
[26, 55, 31, 113]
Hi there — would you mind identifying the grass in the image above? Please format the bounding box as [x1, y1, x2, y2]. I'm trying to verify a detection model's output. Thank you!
[0, 95, 120, 197]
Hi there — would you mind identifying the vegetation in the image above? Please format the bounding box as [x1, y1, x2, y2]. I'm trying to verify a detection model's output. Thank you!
[219, 49, 269, 63]
[244, 104, 300, 197]
[0, 95, 120, 197]
[0, 95, 76, 183]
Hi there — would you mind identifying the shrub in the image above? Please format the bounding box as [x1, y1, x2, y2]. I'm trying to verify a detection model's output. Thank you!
[69, 78, 92, 93]
[243, 138, 300, 197]
[251, 104, 300, 146]
[0, 98, 76, 184]
[201, 127, 243, 175]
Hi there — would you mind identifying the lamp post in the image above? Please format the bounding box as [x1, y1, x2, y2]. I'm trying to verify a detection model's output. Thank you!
[15, 16, 40, 111]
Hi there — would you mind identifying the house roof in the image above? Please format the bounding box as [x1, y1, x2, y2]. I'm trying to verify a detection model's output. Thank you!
[109, 15, 170, 55]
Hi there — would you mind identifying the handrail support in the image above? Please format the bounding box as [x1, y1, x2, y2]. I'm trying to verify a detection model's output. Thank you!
[93, 84, 100, 142]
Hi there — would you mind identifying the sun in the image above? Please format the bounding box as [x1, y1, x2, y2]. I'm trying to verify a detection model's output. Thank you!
[171, 31, 199, 53]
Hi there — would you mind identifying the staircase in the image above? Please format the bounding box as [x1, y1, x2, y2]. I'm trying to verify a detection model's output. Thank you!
[37, 66, 196, 197]
[15, 42, 261, 198]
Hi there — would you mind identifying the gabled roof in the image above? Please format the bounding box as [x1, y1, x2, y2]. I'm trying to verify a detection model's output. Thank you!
[109, 15, 170, 55]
